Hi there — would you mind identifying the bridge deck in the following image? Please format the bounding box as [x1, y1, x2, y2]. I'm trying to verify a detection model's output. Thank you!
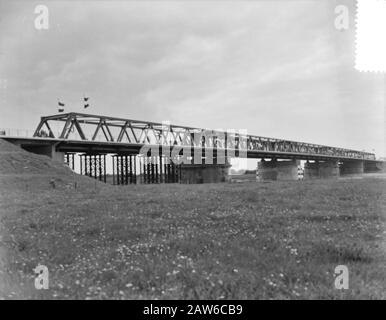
[1, 135, 381, 163]
[0, 112, 377, 161]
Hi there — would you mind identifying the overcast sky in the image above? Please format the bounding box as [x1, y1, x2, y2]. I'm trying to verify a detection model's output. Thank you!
[0, 0, 384, 157]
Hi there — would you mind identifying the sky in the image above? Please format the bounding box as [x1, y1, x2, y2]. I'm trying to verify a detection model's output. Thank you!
[0, 0, 384, 161]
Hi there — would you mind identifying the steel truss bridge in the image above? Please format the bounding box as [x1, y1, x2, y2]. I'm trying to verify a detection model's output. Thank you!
[1, 112, 382, 185]
[30, 112, 376, 161]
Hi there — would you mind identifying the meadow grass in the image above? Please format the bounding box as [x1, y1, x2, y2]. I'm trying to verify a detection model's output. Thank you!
[0, 174, 385, 299]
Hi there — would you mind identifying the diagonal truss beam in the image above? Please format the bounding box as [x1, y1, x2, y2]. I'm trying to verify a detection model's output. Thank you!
[32, 112, 376, 161]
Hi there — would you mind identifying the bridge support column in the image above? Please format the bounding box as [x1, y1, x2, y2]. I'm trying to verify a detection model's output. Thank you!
[138, 156, 180, 184]
[80, 154, 106, 182]
[340, 160, 364, 175]
[64, 153, 75, 170]
[112, 155, 136, 185]
[257, 159, 299, 181]
[304, 160, 339, 179]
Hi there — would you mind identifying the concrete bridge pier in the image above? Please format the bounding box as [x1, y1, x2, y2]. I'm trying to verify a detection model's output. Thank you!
[303, 160, 340, 179]
[340, 160, 364, 175]
[257, 159, 299, 181]
[179, 162, 231, 184]
[364, 161, 384, 173]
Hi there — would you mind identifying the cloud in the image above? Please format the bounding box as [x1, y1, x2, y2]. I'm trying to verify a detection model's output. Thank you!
[0, 0, 384, 156]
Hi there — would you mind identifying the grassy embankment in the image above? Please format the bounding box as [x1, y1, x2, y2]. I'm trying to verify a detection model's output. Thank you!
[0, 139, 385, 299]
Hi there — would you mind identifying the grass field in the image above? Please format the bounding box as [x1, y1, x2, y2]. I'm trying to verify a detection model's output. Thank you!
[1, 168, 385, 299]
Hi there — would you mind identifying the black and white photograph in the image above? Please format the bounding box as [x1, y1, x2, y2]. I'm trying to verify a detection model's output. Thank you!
[0, 0, 385, 306]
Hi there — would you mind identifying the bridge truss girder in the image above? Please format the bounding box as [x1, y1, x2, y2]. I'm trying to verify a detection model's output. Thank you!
[33, 112, 376, 161]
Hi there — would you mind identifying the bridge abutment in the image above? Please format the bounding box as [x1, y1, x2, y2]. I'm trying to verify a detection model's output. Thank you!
[303, 160, 339, 179]
[51, 149, 65, 163]
[257, 159, 299, 181]
[18, 143, 65, 162]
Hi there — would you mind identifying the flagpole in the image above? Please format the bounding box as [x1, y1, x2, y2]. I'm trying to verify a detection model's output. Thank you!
[57, 98, 65, 136]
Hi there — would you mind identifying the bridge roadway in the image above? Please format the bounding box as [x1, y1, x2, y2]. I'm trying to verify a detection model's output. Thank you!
[0, 135, 380, 163]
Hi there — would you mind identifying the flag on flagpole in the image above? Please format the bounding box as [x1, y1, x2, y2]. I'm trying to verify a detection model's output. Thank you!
[58, 100, 65, 112]
[83, 96, 90, 108]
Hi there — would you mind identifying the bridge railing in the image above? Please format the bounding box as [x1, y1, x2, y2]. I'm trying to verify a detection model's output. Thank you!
[0, 128, 39, 138]
[0, 127, 111, 142]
